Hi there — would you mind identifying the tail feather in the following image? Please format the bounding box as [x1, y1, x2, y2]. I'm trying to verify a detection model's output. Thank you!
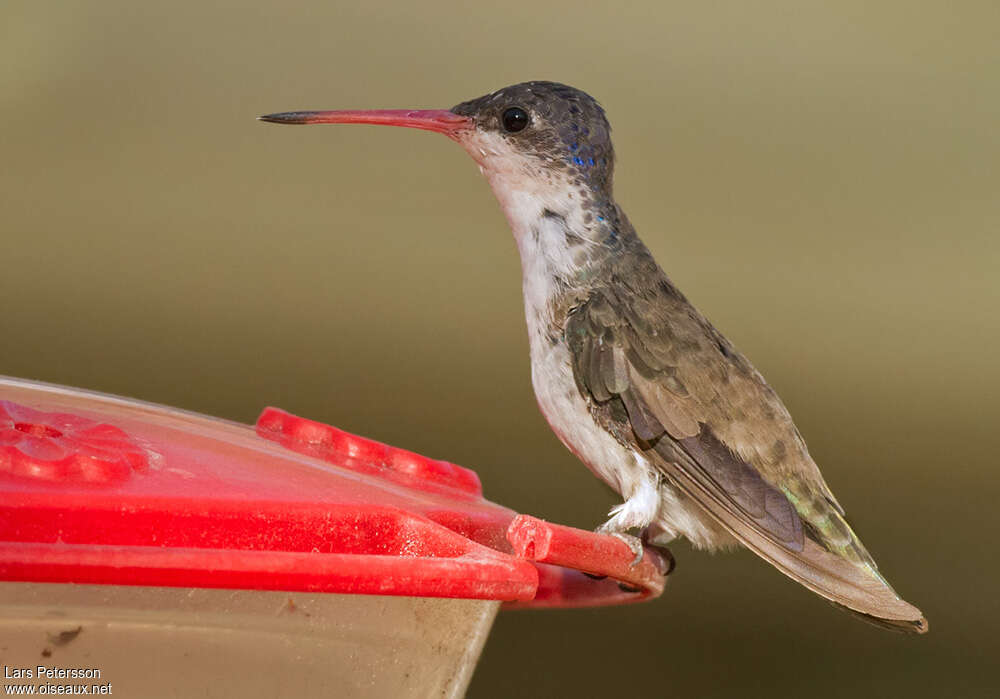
[649, 447, 927, 632]
[744, 524, 927, 633]
[779, 481, 927, 633]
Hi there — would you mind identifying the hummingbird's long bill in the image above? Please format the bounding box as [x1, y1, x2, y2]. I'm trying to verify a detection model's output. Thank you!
[257, 109, 472, 137]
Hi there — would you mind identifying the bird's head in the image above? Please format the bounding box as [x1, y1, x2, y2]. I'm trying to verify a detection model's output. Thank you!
[259, 81, 616, 200]
[450, 81, 614, 195]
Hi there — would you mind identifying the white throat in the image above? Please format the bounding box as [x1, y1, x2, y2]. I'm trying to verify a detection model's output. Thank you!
[458, 130, 600, 335]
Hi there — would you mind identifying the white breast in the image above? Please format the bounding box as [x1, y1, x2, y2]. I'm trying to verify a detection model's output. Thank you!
[528, 333, 646, 494]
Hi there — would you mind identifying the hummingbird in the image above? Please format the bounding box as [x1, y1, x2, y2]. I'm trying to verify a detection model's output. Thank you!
[260, 81, 926, 633]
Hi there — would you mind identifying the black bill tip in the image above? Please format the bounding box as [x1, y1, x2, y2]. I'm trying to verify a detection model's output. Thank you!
[257, 112, 313, 125]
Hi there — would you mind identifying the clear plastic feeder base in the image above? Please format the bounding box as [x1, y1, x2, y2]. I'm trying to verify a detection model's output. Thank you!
[0, 582, 499, 698]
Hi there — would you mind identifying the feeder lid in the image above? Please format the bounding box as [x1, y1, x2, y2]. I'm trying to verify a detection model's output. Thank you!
[0, 377, 668, 606]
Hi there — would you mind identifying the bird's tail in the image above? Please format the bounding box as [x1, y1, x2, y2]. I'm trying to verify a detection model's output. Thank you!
[778, 481, 927, 633]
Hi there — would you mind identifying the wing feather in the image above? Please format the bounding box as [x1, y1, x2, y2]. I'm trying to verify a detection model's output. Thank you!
[564, 255, 926, 632]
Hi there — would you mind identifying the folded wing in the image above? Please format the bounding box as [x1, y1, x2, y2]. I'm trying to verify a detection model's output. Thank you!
[564, 249, 926, 632]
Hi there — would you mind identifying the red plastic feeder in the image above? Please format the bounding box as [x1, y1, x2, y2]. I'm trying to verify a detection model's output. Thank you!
[0, 377, 669, 698]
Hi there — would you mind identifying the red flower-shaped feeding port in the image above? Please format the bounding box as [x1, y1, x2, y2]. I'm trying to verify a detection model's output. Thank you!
[0, 400, 149, 484]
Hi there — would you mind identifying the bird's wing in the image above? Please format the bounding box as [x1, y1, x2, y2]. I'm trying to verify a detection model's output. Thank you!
[564, 250, 926, 632]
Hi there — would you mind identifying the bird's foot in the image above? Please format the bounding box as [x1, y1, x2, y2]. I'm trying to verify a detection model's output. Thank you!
[596, 481, 661, 566]
[641, 536, 676, 577]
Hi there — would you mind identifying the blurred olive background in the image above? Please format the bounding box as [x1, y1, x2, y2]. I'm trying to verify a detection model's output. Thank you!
[3, 1, 998, 696]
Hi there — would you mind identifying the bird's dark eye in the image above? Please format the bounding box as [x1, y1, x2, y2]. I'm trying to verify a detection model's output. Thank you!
[501, 107, 529, 133]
